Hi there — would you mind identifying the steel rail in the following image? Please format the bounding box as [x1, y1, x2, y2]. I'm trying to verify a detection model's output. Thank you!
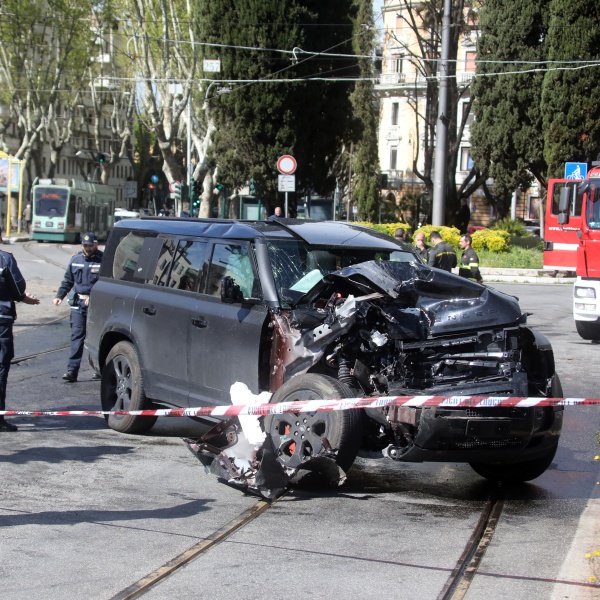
[437, 485, 505, 600]
[109, 496, 281, 600]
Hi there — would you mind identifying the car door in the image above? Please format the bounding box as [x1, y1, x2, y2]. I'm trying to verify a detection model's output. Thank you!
[187, 240, 268, 406]
[130, 236, 206, 407]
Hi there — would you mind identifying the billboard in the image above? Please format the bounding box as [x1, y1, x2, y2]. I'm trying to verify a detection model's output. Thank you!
[0, 158, 21, 193]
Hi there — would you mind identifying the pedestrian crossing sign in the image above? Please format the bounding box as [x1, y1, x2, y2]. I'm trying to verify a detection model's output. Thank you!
[564, 162, 587, 180]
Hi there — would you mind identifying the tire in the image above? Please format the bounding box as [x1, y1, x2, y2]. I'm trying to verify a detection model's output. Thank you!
[469, 441, 558, 483]
[575, 319, 600, 342]
[101, 341, 157, 434]
[264, 374, 362, 473]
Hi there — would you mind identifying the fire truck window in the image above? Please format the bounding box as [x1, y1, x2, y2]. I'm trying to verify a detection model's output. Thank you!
[552, 182, 581, 216]
[587, 187, 600, 229]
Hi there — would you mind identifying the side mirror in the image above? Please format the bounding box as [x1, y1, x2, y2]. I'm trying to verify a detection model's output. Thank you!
[221, 276, 244, 303]
[558, 212, 570, 225]
[558, 187, 572, 213]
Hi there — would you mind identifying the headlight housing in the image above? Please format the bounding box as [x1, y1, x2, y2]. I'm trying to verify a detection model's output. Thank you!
[574, 287, 596, 299]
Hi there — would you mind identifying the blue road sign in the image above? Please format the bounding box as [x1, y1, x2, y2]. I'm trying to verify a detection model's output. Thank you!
[565, 162, 588, 180]
[151, 174, 159, 183]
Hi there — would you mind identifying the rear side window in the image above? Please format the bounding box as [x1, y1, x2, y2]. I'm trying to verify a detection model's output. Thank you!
[167, 240, 208, 291]
[112, 231, 146, 280]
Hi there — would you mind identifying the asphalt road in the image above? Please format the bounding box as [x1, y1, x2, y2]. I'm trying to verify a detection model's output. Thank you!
[0, 244, 598, 600]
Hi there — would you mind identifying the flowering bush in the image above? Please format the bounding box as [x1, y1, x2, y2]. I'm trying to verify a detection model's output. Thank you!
[471, 229, 510, 253]
[356, 222, 510, 253]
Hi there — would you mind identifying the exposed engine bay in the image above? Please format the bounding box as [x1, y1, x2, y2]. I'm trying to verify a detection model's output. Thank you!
[187, 260, 562, 498]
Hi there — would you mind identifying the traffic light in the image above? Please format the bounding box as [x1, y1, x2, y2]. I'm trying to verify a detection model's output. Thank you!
[98, 153, 107, 163]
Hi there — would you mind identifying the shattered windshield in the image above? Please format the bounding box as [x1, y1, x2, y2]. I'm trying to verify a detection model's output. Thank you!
[266, 239, 417, 307]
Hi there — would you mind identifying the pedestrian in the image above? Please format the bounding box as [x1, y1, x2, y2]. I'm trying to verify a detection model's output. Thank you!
[458, 234, 483, 283]
[414, 231, 430, 262]
[23, 203, 31, 233]
[0, 233, 40, 432]
[428, 231, 457, 272]
[456, 198, 471, 234]
[394, 227, 407, 241]
[269, 206, 283, 220]
[52, 232, 103, 382]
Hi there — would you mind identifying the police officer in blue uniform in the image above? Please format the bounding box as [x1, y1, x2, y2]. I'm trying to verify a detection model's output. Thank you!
[0, 234, 40, 432]
[53, 233, 103, 382]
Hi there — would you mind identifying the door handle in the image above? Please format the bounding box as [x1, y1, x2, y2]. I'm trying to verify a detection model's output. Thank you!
[191, 317, 208, 328]
[142, 306, 156, 316]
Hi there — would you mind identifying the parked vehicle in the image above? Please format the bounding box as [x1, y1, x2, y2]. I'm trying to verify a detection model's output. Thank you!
[87, 218, 563, 494]
[550, 160, 600, 341]
[31, 177, 115, 242]
[114, 208, 141, 222]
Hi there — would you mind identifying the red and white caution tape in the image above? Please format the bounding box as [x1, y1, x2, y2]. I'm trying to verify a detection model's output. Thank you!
[1, 395, 599, 419]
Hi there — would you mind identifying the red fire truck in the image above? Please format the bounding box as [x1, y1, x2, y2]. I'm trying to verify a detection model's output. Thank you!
[544, 161, 600, 341]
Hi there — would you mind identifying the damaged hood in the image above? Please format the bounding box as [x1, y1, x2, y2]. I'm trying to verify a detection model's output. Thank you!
[301, 260, 525, 336]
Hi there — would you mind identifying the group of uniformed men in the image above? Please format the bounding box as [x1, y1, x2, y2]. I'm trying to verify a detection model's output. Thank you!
[396, 229, 483, 283]
[0, 232, 102, 432]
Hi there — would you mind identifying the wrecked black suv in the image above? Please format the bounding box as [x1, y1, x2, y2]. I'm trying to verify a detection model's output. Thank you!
[86, 218, 563, 495]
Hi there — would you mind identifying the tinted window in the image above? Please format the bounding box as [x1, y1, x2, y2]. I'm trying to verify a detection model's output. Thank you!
[206, 243, 256, 298]
[168, 240, 207, 291]
[113, 231, 146, 281]
[153, 239, 176, 285]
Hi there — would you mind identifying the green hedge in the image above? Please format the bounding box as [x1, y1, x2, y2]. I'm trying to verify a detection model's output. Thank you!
[355, 221, 511, 253]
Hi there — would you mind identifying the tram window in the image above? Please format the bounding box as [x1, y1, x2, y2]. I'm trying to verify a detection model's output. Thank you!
[33, 188, 68, 217]
[67, 195, 76, 227]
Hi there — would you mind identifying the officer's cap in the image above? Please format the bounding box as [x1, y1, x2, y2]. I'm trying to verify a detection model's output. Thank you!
[82, 232, 97, 245]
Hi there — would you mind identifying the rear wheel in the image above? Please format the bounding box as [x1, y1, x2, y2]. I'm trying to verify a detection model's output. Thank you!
[101, 341, 157, 434]
[575, 319, 600, 342]
[265, 374, 362, 472]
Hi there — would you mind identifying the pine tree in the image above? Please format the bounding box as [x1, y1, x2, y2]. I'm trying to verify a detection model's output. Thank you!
[470, 0, 549, 217]
[196, 0, 356, 212]
[350, 0, 380, 222]
[541, 0, 600, 177]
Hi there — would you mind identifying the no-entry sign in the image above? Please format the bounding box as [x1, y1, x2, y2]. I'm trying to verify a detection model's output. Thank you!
[277, 155, 297, 175]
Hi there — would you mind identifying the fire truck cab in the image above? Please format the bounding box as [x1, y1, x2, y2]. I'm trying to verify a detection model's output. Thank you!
[548, 163, 600, 341]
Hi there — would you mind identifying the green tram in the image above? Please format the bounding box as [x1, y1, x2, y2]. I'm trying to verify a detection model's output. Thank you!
[31, 178, 115, 242]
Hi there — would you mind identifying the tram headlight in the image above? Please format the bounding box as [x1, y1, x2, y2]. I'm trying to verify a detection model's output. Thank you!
[574, 287, 595, 299]
[58, 222, 65, 229]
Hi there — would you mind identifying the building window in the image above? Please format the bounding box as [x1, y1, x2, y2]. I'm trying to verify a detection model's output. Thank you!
[465, 51, 476, 73]
[391, 54, 403, 73]
[391, 102, 399, 126]
[527, 196, 540, 220]
[390, 147, 398, 171]
[460, 147, 473, 171]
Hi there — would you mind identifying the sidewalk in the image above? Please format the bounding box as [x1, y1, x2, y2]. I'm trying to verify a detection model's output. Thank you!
[478, 267, 576, 285]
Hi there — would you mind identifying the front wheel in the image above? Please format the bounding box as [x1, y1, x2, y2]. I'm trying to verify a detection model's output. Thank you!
[264, 374, 362, 473]
[575, 319, 600, 342]
[101, 341, 157, 434]
[469, 441, 559, 483]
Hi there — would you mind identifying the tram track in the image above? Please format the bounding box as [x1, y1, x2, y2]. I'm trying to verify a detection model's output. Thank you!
[23, 240, 70, 269]
[437, 485, 505, 600]
[109, 496, 280, 600]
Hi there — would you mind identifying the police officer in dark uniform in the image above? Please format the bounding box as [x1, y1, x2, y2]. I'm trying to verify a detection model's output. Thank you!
[0, 234, 40, 431]
[53, 232, 103, 382]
